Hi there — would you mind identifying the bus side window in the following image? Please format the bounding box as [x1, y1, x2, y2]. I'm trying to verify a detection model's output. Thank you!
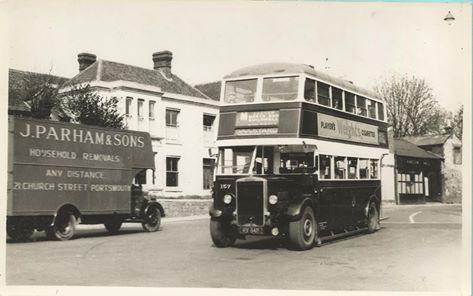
[320, 155, 332, 179]
[347, 158, 358, 179]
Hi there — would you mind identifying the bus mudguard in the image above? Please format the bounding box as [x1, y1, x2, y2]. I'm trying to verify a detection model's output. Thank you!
[286, 198, 314, 221]
[209, 205, 223, 218]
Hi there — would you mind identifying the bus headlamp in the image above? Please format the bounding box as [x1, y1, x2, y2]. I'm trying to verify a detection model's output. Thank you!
[223, 194, 233, 204]
[269, 195, 278, 205]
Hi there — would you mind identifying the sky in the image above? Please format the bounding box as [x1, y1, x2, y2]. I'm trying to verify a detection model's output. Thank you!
[3, 1, 471, 113]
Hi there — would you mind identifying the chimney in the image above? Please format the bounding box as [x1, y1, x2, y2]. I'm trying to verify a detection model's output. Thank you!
[78, 53, 97, 72]
[152, 51, 173, 78]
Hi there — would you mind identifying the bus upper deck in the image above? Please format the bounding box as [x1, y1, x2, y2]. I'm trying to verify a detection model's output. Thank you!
[217, 62, 389, 150]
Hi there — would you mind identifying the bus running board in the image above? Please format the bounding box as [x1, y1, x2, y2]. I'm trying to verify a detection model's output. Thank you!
[320, 227, 368, 244]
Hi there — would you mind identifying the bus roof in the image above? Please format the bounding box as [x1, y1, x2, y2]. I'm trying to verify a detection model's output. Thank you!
[224, 62, 379, 101]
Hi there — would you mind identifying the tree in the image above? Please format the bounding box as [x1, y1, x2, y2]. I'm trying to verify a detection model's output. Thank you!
[374, 75, 449, 138]
[452, 105, 463, 140]
[9, 70, 61, 119]
[57, 84, 125, 129]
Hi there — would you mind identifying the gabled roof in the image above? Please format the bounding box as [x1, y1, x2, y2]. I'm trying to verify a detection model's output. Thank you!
[194, 81, 221, 101]
[401, 134, 451, 147]
[224, 63, 378, 101]
[394, 139, 443, 160]
[65, 60, 209, 100]
[8, 68, 69, 110]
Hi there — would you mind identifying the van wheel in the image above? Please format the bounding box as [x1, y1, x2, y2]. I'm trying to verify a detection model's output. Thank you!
[104, 220, 123, 234]
[7, 220, 34, 241]
[46, 211, 76, 241]
[288, 206, 317, 250]
[210, 218, 237, 247]
[367, 202, 379, 233]
[142, 207, 161, 232]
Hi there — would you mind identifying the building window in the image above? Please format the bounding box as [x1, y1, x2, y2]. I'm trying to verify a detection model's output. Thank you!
[137, 99, 144, 120]
[453, 147, 462, 164]
[166, 157, 180, 187]
[203, 114, 216, 131]
[203, 158, 215, 189]
[125, 97, 133, 117]
[332, 87, 343, 110]
[317, 81, 330, 106]
[345, 92, 356, 114]
[166, 109, 179, 127]
[149, 100, 156, 120]
[356, 96, 367, 117]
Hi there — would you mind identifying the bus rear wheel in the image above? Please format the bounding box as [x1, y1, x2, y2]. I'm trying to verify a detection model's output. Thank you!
[288, 206, 317, 251]
[46, 211, 76, 241]
[367, 202, 379, 233]
[210, 218, 237, 248]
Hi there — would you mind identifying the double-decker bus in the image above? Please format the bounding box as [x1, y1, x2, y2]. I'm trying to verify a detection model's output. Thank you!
[209, 63, 389, 250]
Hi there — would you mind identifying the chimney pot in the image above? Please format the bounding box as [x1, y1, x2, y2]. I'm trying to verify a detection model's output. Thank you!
[152, 50, 173, 77]
[78, 53, 97, 72]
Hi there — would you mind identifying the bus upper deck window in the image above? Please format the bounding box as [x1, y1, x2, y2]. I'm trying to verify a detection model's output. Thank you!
[332, 87, 343, 110]
[356, 96, 367, 117]
[224, 79, 257, 104]
[377, 102, 385, 121]
[304, 78, 316, 102]
[345, 92, 356, 114]
[262, 76, 299, 101]
[317, 81, 330, 106]
[367, 99, 377, 119]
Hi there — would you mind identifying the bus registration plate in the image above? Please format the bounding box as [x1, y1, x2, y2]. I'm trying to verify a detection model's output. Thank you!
[239, 226, 264, 235]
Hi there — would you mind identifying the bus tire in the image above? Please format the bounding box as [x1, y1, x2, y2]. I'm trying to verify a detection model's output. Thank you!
[104, 220, 123, 234]
[288, 206, 317, 251]
[367, 201, 379, 233]
[142, 206, 161, 232]
[210, 218, 237, 248]
[7, 219, 34, 242]
[47, 211, 76, 241]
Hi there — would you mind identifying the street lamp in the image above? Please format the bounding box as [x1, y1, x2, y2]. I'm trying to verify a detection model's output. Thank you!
[444, 11, 455, 25]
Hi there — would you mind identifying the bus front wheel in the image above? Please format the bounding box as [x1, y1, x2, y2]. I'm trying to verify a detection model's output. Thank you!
[288, 206, 317, 251]
[210, 218, 237, 248]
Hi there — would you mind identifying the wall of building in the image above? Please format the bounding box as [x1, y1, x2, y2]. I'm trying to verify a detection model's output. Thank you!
[94, 83, 219, 197]
[381, 153, 396, 204]
[442, 136, 462, 203]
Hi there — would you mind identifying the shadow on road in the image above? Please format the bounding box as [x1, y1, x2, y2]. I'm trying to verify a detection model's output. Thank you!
[6, 228, 156, 244]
